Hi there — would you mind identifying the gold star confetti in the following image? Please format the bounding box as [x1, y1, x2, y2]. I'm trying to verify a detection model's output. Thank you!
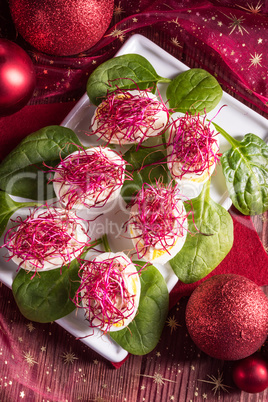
[170, 37, 182, 48]
[156, 351, 161, 357]
[249, 52, 263, 68]
[93, 359, 99, 365]
[198, 370, 232, 395]
[41, 346, 46, 352]
[18, 337, 23, 342]
[223, 13, 249, 35]
[202, 394, 207, 399]
[61, 350, 78, 365]
[236, 1, 263, 14]
[20, 391, 25, 398]
[26, 322, 35, 332]
[140, 385, 146, 390]
[23, 351, 38, 367]
[166, 315, 180, 333]
[258, 38, 263, 44]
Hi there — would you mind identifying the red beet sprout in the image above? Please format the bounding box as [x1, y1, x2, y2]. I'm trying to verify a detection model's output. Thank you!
[51, 147, 127, 209]
[3, 207, 90, 273]
[127, 182, 188, 259]
[91, 88, 170, 145]
[74, 256, 137, 332]
[167, 113, 220, 179]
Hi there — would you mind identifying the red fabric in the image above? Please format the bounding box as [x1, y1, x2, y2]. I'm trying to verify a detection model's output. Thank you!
[0, 102, 77, 160]
[1, 1, 267, 114]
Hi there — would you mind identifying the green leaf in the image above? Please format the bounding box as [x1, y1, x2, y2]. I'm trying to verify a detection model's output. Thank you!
[12, 258, 80, 323]
[121, 144, 169, 204]
[0, 126, 82, 200]
[166, 68, 223, 115]
[87, 54, 171, 106]
[110, 262, 169, 355]
[0, 191, 39, 237]
[213, 122, 268, 215]
[169, 180, 233, 283]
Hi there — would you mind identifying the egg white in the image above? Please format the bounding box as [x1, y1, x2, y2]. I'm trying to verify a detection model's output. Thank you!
[81, 252, 141, 332]
[53, 146, 125, 209]
[166, 119, 220, 185]
[129, 199, 188, 265]
[10, 209, 88, 271]
[91, 90, 169, 145]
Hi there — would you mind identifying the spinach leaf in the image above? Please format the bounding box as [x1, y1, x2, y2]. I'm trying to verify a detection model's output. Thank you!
[12, 258, 80, 323]
[166, 68, 223, 115]
[121, 144, 169, 204]
[169, 180, 233, 283]
[213, 122, 268, 215]
[0, 191, 39, 237]
[110, 262, 169, 355]
[0, 126, 82, 200]
[87, 54, 171, 106]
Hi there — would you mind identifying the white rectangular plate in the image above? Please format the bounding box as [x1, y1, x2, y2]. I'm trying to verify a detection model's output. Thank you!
[0, 34, 267, 363]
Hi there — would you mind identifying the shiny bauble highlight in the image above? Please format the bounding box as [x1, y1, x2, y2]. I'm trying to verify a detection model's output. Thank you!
[232, 353, 268, 393]
[185, 274, 268, 360]
[0, 39, 36, 116]
[9, 0, 114, 56]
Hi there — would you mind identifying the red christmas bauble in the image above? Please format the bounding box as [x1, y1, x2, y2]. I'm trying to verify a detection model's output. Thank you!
[0, 39, 36, 117]
[185, 274, 268, 361]
[232, 353, 268, 393]
[9, 0, 114, 56]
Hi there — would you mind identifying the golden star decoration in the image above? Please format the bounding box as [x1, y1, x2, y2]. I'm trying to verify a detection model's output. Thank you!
[23, 351, 38, 366]
[106, 27, 128, 42]
[249, 52, 263, 68]
[236, 1, 263, 14]
[139, 371, 176, 391]
[223, 13, 249, 35]
[198, 370, 232, 395]
[61, 350, 78, 364]
[26, 322, 35, 332]
[170, 37, 182, 48]
[166, 315, 181, 333]
[114, 2, 124, 16]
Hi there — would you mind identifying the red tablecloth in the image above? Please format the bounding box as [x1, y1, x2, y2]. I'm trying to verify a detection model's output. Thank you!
[0, 1, 268, 399]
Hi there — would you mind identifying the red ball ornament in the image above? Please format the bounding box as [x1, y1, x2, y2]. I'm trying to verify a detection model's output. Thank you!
[9, 0, 115, 56]
[0, 39, 36, 117]
[185, 274, 268, 361]
[232, 353, 268, 393]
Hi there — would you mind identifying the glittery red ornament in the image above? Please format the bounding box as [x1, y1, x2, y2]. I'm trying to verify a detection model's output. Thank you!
[232, 353, 268, 393]
[185, 274, 268, 361]
[9, 0, 114, 56]
[0, 39, 36, 117]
